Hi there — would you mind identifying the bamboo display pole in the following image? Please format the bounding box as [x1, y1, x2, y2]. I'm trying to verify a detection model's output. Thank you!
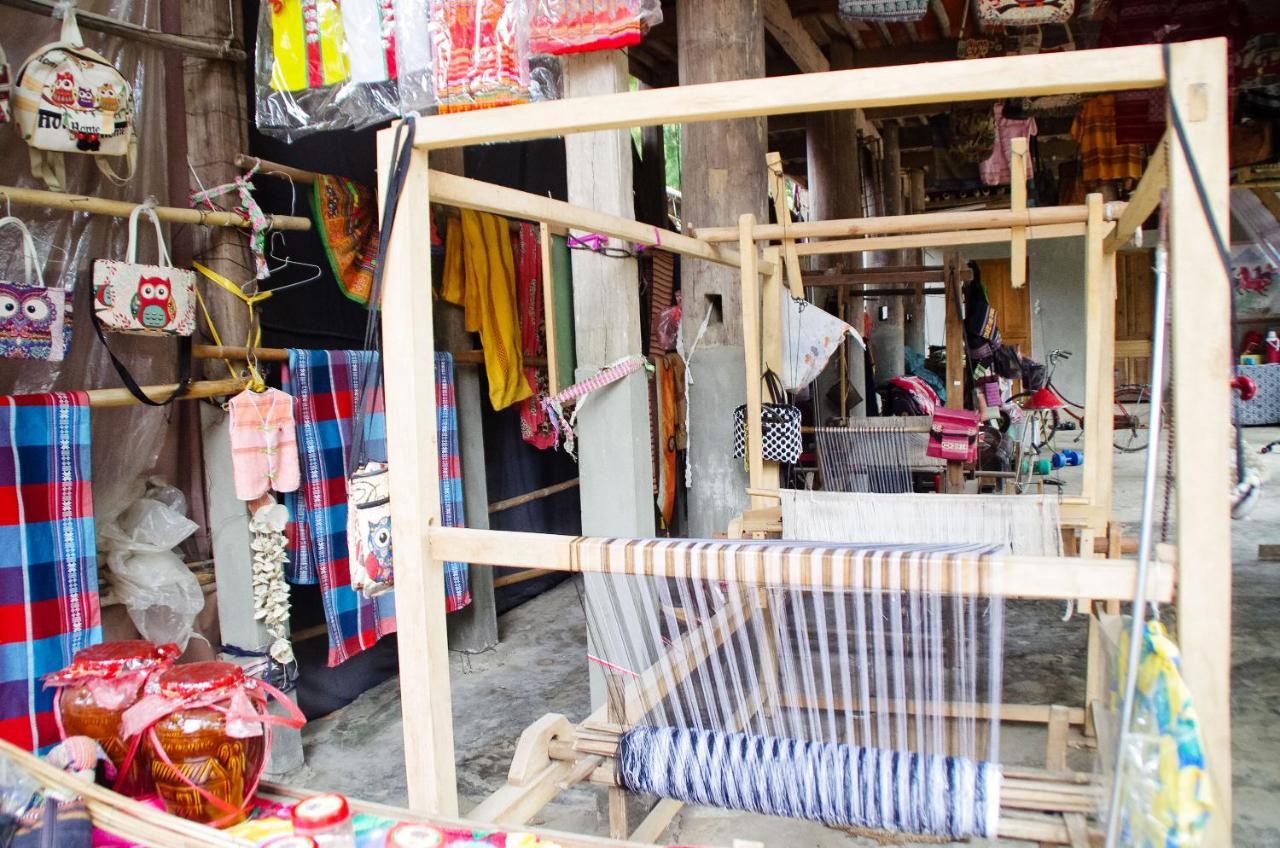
[87, 378, 244, 408]
[0, 185, 311, 231]
[191, 344, 547, 369]
[234, 154, 318, 185]
[488, 478, 580, 514]
[0, 0, 245, 62]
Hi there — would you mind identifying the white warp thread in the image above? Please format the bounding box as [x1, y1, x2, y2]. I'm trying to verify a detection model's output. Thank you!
[781, 489, 1063, 557]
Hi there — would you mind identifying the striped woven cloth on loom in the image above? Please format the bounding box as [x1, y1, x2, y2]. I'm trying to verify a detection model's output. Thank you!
[284, 350, 469, 666]
[0, 393, 100, 752]
[814, 419, 940, 494]
[780, 488, 1063, 557]
[581, 537, 1005, 839]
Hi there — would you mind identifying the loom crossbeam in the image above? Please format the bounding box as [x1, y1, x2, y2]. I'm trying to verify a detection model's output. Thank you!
[426, 527, 1176, 604]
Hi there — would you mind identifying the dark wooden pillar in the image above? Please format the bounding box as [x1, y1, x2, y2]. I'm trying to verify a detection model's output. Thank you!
[678, 0, 768, 536]
[805, 39, 866, 419]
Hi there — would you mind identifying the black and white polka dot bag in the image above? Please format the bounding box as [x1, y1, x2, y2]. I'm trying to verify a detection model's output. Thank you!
[733, 371, 802, 464]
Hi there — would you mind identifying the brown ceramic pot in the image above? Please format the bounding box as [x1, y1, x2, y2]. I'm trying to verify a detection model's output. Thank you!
[50, 639, 178, 797]
[147, 662, 266, 826]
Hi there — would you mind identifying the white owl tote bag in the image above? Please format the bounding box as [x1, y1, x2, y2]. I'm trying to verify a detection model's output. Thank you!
[92, 204, 195, 336]
[347, 461, 393, 598]
[0, 216, 69, 362]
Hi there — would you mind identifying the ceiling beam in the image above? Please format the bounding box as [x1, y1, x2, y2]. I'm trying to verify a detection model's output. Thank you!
[762, 0, 830, 74]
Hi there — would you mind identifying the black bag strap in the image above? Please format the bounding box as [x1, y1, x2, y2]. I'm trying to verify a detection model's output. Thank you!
[762, 368, 788, 406]
[350, 116, 416, 471]
[93, 320, 192, 406]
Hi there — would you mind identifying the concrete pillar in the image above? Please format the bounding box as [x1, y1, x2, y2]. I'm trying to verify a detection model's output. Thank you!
[430, 148, 500, 655]
[563, 53, 656, 709]
[679, 0, 768, 536]
[806, 40, 866, 420]
[437, 304, 499, 654]
[183, 0, 302, 775]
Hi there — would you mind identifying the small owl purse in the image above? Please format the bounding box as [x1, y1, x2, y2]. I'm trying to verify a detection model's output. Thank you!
[0, 216, 70, 362]
[92, 204, 195, 336]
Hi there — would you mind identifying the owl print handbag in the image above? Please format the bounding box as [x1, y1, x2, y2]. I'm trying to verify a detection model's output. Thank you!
[92, 204, 195, 336]
[0, 216, 70, 361]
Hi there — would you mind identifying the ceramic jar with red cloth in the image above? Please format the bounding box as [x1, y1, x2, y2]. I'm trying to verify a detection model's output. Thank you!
[44, 640, 180, 796]
[119, 661, 304, 827]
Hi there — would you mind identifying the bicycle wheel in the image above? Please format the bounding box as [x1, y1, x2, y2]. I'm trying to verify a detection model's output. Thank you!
[1114, 385, 1150, 453]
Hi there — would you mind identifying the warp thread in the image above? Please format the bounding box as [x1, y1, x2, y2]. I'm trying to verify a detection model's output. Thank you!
[618, 725, 1000, 839]
[815, 419, 934, 493]
[782, 488, 1062, 557]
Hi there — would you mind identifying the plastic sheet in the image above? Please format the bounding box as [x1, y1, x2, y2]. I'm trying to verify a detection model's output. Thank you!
[529, 0, 661, 55]
[98, 478, 204, 650]
[0, 2, 180, 526]
[652, 291, 680, 352]
[254, 0, 401, 142]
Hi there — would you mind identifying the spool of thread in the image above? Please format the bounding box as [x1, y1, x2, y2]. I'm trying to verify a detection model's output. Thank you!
[1051, 449, 1082, 469]
[1033, 459, 1052, 476]
[617, 725, 1000, 839]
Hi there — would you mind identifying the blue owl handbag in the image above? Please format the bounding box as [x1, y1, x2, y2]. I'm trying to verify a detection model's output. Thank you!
[0, 216, 70, 361]
[92, 204, 195, 336]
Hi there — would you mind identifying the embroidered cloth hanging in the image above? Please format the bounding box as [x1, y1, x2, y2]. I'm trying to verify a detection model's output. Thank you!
[514, 223, 555, 449]
[312, 174, 380, 307]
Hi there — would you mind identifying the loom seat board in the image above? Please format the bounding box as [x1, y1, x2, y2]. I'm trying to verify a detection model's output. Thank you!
[377, 38, 1231, 846]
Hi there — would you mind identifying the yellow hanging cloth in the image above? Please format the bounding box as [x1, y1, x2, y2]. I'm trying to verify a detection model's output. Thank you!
[441, 209, 532, 411]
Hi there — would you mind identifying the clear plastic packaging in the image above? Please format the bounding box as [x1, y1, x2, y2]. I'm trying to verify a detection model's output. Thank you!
[254, 0, 401, 142]
[97, 478, 204, 649]
[528, 0, 662, 56]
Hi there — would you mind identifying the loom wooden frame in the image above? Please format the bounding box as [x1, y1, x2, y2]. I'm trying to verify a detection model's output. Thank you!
[378, 39, 1232, 846]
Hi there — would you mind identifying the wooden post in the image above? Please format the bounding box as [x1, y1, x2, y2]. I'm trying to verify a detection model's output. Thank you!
[866, 123, 907, 382]
[378, 130, 458, 816]
[1167, 38, 1232, 842]
[805, 38, 866, 418]
[761, 246, 784, 496]
[740, 215, 766, 506]
[678, 0, 768, 537]
[943, 251, 966, 492]
[1080, 193, 1115, 523]
[1010, 136, 1029, 289]
[904, 169, 928, 354]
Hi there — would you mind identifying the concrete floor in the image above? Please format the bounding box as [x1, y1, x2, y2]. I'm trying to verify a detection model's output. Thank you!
[293, 428, 1280, 846]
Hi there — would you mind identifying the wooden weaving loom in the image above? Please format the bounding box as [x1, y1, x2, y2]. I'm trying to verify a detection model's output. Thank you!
[379, 40, 1231, 846]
